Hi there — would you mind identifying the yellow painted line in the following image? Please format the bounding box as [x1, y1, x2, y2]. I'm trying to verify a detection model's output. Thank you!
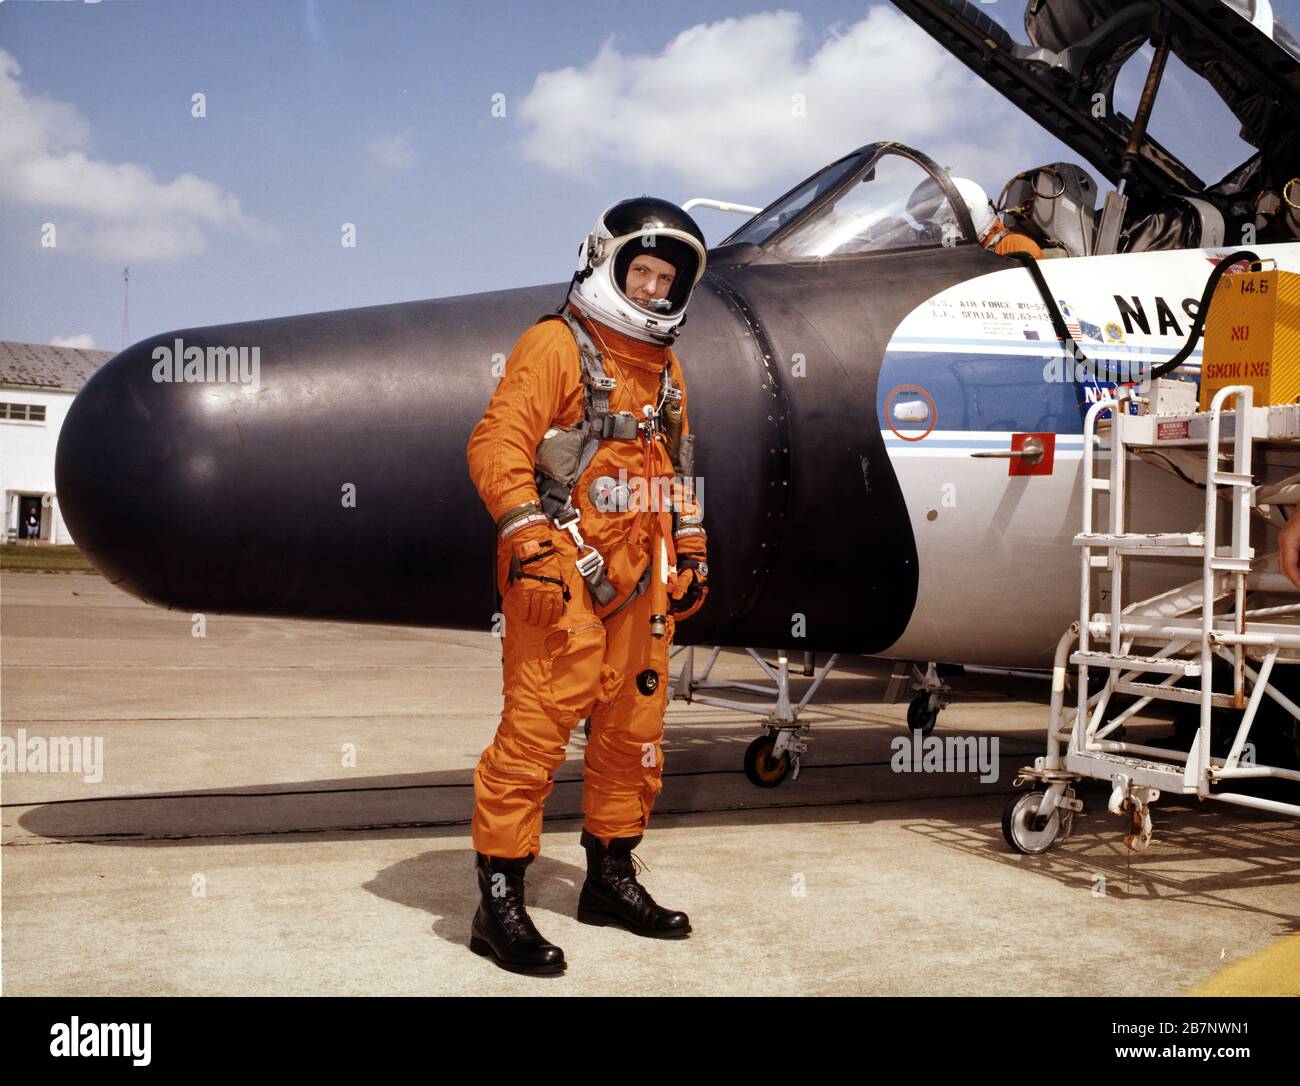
[1188, 933, 1300, 996]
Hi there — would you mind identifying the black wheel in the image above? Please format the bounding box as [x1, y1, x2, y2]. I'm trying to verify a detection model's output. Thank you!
[744, 734, 790, 788]
[907, 693, 939, 737]
[1001, 789, 1063, 855]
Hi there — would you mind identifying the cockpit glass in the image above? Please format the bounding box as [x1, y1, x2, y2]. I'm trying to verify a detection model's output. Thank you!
[1113, 50, 1257, 186]
[1216, 0, 1300, 61]
[725, 153, 863, 247]
[774, 152, 963, 259]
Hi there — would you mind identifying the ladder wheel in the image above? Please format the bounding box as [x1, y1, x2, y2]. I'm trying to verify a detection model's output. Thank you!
[1001, 789, 1064, 854]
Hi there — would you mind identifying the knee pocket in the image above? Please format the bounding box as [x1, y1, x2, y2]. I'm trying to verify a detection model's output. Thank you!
[539, 617, 606, 725]
[478, 752, 557, 800]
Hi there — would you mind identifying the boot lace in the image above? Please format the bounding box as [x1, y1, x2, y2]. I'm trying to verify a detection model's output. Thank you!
[489, 873, 538, 940]
[603, 850, 654, 907]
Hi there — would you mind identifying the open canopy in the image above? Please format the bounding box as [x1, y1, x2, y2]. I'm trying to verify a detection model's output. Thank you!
[890, 0, 1300, 197]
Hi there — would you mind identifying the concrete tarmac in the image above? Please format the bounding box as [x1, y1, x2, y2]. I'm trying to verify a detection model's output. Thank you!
[3, 570, 1297, 995]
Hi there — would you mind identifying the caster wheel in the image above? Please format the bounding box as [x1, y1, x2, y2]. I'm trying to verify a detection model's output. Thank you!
[744, 734, 790, 788]
[907, 693, 939, 737]
[1001, 789, 1063, 854]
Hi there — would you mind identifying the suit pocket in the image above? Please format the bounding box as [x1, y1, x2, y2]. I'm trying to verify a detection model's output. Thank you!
[540, 619, 606, 725]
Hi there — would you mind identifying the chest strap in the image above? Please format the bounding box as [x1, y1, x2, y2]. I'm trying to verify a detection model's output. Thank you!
[525, 310, 677, 607]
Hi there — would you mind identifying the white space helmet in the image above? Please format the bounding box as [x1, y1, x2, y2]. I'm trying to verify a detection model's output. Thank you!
[948, 176, 997, 238]
[568, 197, 708, 344]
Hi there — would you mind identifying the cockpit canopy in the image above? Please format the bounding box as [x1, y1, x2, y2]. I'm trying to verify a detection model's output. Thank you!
[724, 144, 977, 259]
[716, 0, 1300, 263]
[890, 0, 1299, 244]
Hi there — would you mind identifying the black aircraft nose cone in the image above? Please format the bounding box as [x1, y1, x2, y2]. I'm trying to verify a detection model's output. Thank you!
[52, 291, 555, 627]
[57, 329, 316, 613]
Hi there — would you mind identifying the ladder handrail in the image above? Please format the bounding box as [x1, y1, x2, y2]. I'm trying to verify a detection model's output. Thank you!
[1200, 384, 1255, 790]
[1079, 395, 1120, 752]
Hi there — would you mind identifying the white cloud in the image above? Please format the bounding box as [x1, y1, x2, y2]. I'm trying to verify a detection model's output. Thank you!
[50, 333, 95, 349]
[0, 48, 263, 260]
[517, 7, 1035, 193]
[366, 132, 415, 170]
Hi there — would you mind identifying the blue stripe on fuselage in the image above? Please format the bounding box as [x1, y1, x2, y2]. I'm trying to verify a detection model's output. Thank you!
[878, 349, 1084, 436]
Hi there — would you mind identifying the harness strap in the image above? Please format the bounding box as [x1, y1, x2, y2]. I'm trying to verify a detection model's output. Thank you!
[601, 561, 653, 622]
[981, 225, 1011, 250]
[531, 309, 679, 610]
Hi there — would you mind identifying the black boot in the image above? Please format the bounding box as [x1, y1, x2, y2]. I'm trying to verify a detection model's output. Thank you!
[469, 852, 566, 975]
[577, 829, 691, 938]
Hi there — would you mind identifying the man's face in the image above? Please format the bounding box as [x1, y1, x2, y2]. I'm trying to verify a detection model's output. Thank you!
[624, 253, 677, 308]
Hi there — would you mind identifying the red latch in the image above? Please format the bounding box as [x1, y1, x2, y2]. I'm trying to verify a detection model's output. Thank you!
[1008, 432, 1056, 476]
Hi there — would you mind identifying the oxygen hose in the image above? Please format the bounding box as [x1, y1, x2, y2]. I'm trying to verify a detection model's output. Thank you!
[1003, 249, 1260, 384]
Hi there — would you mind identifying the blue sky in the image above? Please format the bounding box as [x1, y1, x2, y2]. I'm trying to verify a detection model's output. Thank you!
[0, 0, 1290, 352]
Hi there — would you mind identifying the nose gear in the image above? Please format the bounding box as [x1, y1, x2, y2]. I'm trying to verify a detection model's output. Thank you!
[469, 852, 567, 975]
[576, 830, 691, 938]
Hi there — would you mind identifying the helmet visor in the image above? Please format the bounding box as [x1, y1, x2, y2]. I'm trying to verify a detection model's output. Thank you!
[610, 231, 705, 318]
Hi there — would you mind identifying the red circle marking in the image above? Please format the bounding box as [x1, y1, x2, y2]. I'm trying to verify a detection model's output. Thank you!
[885, 384, 937, 442]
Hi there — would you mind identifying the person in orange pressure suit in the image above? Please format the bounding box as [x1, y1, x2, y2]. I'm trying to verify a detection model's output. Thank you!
[464, 197, 710, 975]
[949, 175, 1044, 259]
[910, 174, 1043, 258]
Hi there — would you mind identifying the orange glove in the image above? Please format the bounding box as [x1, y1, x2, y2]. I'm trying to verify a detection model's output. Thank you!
[669, 529, 708, 620]
[506, 522, 570, 626]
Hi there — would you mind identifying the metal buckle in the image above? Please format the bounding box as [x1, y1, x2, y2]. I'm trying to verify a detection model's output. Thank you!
[552, 507, 580, 529]
[575, 546, 605, 579]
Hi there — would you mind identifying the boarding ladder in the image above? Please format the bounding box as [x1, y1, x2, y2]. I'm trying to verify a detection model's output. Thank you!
[1004, 385, 1300, 853]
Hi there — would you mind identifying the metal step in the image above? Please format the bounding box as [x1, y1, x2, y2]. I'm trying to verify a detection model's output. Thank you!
[1075, 531, 1204, 550]
[1209, 556, 1253, 572]
[1113, 680, 1235, 707]
[1064, 750, 1198, 793]
[1210, 471, 1253, 488]
[1071, 651, 1201, 676]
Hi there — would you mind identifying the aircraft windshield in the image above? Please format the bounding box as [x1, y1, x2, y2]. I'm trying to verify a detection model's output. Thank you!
[725, 153, 864, 248]
[773, 152, 963, 259]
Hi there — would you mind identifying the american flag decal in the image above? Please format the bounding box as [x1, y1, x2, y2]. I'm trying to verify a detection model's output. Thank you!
[1058, 298, 1082, 342]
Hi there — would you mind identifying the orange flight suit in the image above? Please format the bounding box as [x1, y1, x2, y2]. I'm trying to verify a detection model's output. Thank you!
[983, 217, 1044, 259]
[466, 303, 695, 859]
